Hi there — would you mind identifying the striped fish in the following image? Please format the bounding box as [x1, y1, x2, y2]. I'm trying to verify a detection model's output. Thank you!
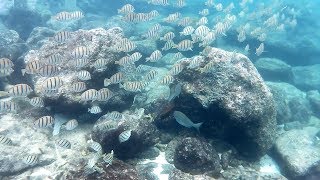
[162, 40, 175, 51]
[71, 46, 92, 59]
[103, 150, 114, 165]
[5, 101, 18, 113]
[174, 52, 184, 59]
[38, 65, 59, 77]
[118, 4, 135, 14]
[115, 56, 133, 66]
[178, 17, 192, 27]
[118, 40, 136, 53]
[256, 43, 264, 56]
[22, 60, 42, 76]
[147, 10, 159, 19]
[173, 40, 193, 51]
[88, 106, 102, 114]
[160, 75, 174, 85]
[23, 155, 39, 165]
[197, 17, 208, 26]
[0, 135, 12, 145]
[142, 29, 160, 39]
[119, 130, 132, 143]
[104, 111, 122, 120]
[200, 61, 215, 73]
[70, 82, 87, 93]
[160, 32, 175, 41]
[88, 140, 102, 153]
[129, 52, 142, 62]
[194, 25, 210, 38]
[96, 88, 113, 101]
[72, 58, 90, 69]
[29, 97, 45, 107]
[8, 84, 33, 97]
[53, 31, 71, 43]
[0, 68, 14, 77]
[54, 11, 71, 21]
[188, 56, 204, 69]
[104, 72, 124, 87]
[0, 58, 14, 69]
[122, 12, 136, 22]
[56, 139, 71, 149]
[77, 70, 91, 81]
[146, 50, 162, 62]
[144, 69, 158, 81]
[34, 116, 54, 128]
[199, 9, 209, 16]
[92, 59, 109, 70]
[169, 63, 184, 75]
[64, 119, 78, 130]
[42, 77, 63, 90]
[122, 81, 145, 92]
[80, 89, 98, 102]
[0, 101, 7, 113]
[180, 26, 195, 36]
[69, 11, 84, 20]
[45, 54, 64, 65]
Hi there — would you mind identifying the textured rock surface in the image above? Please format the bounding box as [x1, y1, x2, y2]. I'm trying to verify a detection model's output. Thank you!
[92, 109, 161, 160]
[254, 57, 293, 82]
[292, 64, 320, 91]
[267, 82, 312, 124]
[273, 127, 320, 179]
[173, 137, 221, 175]
[307, 90, 320, 118]
[175, 47, 276, 159]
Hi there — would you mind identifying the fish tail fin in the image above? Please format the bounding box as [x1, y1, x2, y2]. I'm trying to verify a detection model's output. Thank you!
[104, 79, 110, 87]
[194, 122, 203, 133]
[21, 69, 26, 76]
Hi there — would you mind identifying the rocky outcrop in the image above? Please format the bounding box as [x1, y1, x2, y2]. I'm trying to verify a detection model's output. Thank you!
[292, 64, 320, 91]
[273, 127, 320, 179]
[173, 137, 221, 175]
[254, 57, 293, 82]
[266, 82, 312, 124]
[174, 47, 276, 160]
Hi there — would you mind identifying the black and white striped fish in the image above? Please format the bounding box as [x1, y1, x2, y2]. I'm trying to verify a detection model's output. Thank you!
[119, 130, 132, 143]
[87, 140, 102, 153]
[180, 26, 195, 36]
[45, 54, 64, 65]
[0, 58, 14, 69]
[5, 101, 18, 113]
[34, 116, 54, 128]
[129, 52, 142, 62]
[169, 63, 184, 75]
[146, 50, 162, 62]
[23, 155, 39, 165]
[104, 111, 122, 120]
[64, 119, 78, 130]
[122, 81, 146, 92]
[118, 4, 135, 14]
[96, 88, 113, 101]
[53, 31, 71, 43]
[8, 84, 33, 97]
[88, 106, 102, 114]
[104, 72, 124, 87]
[71, 46, 92, 59]
[0, 135, 12, 145]
[38, 65, 60, 77]
[77, 70, 91, 81]
[81, 89, 98, 102]
[56, 139, 71, 149]
[29, 97, 45, 108]
[22, 60, 42, 76]
[160, 32, 175, 41]
[173, 40, 193, 51]
[160, 75, 174, 85]
[42, 77, 63, 90]
[103, 150, 114, 165]
[0, 68, 14, 77]
[144, 69, 158, 81]
[70, 82, 87, 93]
[92, 59, 109, 70]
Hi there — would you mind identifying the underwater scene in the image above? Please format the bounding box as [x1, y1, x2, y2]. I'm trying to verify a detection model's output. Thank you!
[0, 0, 319, 179]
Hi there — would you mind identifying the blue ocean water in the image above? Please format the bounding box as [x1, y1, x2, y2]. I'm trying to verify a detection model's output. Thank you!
[0, 0, 319, 179]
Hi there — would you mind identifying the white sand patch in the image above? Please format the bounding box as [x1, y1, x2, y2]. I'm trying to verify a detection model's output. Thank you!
[140, 151, 170, 180]
[259, 154, 281, 174]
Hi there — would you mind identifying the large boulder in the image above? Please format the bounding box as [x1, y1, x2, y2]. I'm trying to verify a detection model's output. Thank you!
[273, 127, 320, 179]
[292, 64, 320, 91]
[175, 47, 276, 160]
[173, 137, 221, 175]
[266, 82, 312, 124]
[254, 57, 293, 83]
[307, 90, 320, 118]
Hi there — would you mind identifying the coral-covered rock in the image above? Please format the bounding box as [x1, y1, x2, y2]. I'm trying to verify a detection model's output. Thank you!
[92, 109, 161, 160]
[273, 127, 320, 179]
[26, 27, 55, 49]
[173, 137, 221, 175]
[175, 47, 276, 160]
